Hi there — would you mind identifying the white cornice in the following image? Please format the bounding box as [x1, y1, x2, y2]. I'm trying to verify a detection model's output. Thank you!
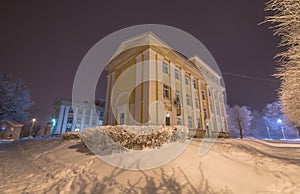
[189, 55, 222, 80]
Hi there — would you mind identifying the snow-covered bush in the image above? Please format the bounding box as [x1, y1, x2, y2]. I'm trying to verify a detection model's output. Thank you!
[61, 132, 81, 140]
[80, 125, 189, 152]
[171, 126, 189, 142]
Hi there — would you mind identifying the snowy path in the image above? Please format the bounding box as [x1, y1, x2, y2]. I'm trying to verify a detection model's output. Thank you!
[0, 138, 299, 193]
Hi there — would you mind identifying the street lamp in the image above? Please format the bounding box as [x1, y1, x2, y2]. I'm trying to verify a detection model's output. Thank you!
[277, 119, 286, 140]
[30, 118, 36, 137]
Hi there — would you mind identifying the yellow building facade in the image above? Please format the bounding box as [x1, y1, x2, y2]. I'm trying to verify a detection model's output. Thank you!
[104, 32, 228, 136]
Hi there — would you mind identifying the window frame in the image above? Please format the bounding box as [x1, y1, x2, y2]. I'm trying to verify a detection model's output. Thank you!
[186, 94, 191, 106]
[175, 68, 180, 80]
[163, 61, 169, 75]
[185, 75, 190, 85]
[163, 84, 171, 99]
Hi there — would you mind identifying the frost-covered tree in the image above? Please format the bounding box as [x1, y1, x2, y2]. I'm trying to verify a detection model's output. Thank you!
[263, 101, 299, 138]
[0, 74, 33, 122]
[264, 0, 300, 135]
[227, 105, 253, 139]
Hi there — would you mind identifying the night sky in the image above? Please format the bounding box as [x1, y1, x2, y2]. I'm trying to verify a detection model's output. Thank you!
[0, 1, 280, 124]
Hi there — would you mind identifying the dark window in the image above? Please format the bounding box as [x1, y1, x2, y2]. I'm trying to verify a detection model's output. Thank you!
[193, 80, 197, 89]
[163, 84, 171, 99]
[166, 117, 170, 126]
[204, 108, 208, 119]
[201, 90, 206, 100]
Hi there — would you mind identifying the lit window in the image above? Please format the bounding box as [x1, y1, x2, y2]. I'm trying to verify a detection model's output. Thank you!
[163, 84, 171, 99]
[175, 69, 180, 80]
[163, 62, 169, 74]
[185, 75, 190, 85]
[201, 90, 206, 100]
[193, 80, 197, 89]
[186, 94, 191, 106]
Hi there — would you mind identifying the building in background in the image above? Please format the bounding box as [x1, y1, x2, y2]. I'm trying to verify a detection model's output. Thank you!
[0, 120, 23, 140]
[104, 32, 228, 137]
[53, 99, 105, 134]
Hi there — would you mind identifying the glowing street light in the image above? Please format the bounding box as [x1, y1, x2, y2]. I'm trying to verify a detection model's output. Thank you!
[277, 118, 286, 140]
[30, 118, 37, 137]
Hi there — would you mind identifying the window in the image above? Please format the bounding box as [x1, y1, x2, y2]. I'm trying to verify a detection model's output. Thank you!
[201, 90, 206, 100]
[197, 118, 201, 129]
[175, 69, 180, 80]
[163, 61, 169, 74]
[204, 108, 208, 119]
[176, 90, 181, 99]
[193, 80, 197, 89]
[195, 98, 199, 108]
[163, 84, 170, 99]
[208, 89, 211, 96]
[186, 94, 191, 106]
[185, 75, 190, 85]
[99, 111, 104, 116]
[210, 104, 214, 114]
[188, 116, 193, 129]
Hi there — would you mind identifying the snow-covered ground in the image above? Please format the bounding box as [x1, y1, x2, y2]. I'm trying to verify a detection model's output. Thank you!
[0, 138, 299, 193]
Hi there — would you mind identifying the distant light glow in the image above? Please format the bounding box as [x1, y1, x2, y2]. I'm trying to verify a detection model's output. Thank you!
[1, 126, 6, 130]
[51, 118, 56, 126]
[277, 119, 282, 124]
[166, 112, 170, 118]
[32, 118, 36, 122]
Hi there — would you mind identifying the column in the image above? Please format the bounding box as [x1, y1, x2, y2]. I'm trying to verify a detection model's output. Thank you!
[190, 75, 197, 128]
[135, 54, 143, 124]
[156, 54, 164, 125]
[142, 51, 149, 124]
[61, 106, 70, 134]
[89, 109, 94, 127]
[109, 72, 115, 124]
[104, 74, 111, 125]
[80, 109, 86, 131]
[170, 62, 176, 125]
[216, 91, 223, 132]
[71, 107, 78, 131]
[180, 69, 188, 126]
[212, 89, 220, 131]
[55, 105, 65, 134]
[205, 85, 213, 133]
[198, 80, 205, 131]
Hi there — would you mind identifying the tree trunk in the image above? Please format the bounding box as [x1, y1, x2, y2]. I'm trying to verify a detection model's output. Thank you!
[237, 119, 243, 139]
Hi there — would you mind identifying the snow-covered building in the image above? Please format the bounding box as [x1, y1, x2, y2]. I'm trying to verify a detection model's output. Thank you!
[0, 120, 23, 139]
[53, 99, 105, 134]
[104, 32, 228, 137]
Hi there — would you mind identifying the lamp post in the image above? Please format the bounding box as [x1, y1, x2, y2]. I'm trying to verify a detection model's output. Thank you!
[30, 118, 36, 137]
[277, 119, 286, 140]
